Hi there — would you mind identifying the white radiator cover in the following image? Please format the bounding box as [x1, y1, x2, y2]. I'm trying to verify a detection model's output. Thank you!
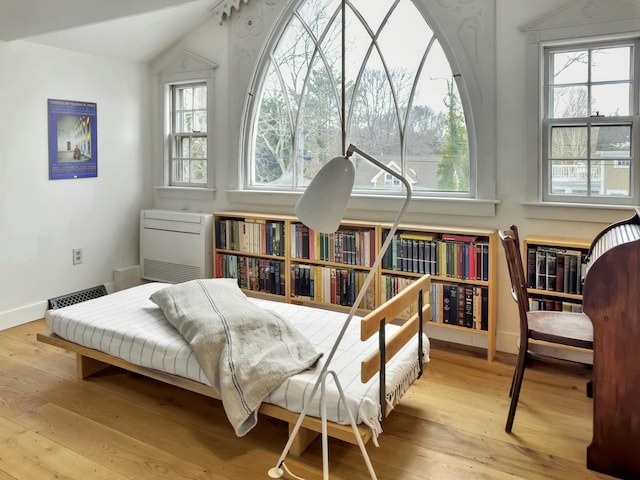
[140, 209, 213, 283]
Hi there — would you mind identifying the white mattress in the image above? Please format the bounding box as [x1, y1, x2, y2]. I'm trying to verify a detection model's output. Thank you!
[45, 282, 429, 437]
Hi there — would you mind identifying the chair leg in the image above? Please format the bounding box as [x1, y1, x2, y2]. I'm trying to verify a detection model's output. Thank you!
[506, 350, 527, 433]
[509, 365, 517, 398]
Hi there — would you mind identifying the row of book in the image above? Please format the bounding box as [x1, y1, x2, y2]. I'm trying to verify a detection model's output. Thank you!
[530, 296, 583, 313]
[381, 231, 490, 281]
[526, 245, 587, 294]
[379, 275, 489, 330]
[215, 253, 285, 295]
[290, 224, 376, 266]
[289, 264, 376, 310]
[215, 218, 285, 256]
[431, 282, 489, 330]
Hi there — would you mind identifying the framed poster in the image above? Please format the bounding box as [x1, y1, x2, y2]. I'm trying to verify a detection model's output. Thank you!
[47, 99, 98, 180]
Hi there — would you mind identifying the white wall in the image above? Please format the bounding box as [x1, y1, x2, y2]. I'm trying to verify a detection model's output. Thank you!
[0, 40, 153, 329]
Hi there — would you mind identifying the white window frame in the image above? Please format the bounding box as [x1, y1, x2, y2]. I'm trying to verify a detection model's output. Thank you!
[169, 82, 208, 187]
[242, 0, 478, 199]
[541, 38, 640, 206]
[155, 50, 217, 197]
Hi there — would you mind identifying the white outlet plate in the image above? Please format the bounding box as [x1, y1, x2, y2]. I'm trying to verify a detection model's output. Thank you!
[73, 248, 83, 265]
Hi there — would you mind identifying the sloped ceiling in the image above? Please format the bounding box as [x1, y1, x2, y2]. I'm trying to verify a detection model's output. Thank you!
[0, 0, 217, 62]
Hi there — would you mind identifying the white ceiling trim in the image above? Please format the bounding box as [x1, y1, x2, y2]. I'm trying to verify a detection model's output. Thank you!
[211, 0, 250, 24]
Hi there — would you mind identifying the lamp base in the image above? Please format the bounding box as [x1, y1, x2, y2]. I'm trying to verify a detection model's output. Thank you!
[267, 467, 284, 478]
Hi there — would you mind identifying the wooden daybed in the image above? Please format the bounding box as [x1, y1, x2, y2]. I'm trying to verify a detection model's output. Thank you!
[37, 274, 431, 456]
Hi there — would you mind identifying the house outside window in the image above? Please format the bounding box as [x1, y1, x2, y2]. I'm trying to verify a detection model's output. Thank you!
[170, 83, 207, 186]
[244, 0, 471, 197]
[542, 39, 640, 204]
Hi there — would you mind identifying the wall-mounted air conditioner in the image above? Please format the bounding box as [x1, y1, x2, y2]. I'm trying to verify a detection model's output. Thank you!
[140, 209, 213, 283]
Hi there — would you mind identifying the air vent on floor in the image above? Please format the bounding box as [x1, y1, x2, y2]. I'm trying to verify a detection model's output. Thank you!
[48, 285, 108, 309]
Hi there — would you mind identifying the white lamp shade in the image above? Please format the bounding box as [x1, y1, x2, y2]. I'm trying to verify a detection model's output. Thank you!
[295, 155, 355, 233]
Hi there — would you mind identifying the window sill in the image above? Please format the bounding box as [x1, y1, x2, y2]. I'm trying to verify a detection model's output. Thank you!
[522, 201, 637, 223]
[226, 189, 499, 217]
[154, 186, 216, 201]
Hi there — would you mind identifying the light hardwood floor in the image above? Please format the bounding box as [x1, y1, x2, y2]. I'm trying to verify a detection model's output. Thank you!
[0, 320, 616, 480]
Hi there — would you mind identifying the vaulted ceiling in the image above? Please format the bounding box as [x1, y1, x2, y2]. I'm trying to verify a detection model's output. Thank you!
[0, 0, 217, 62]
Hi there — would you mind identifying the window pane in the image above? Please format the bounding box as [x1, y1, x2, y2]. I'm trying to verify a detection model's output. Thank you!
[274, 15, 311, 118]
[181, 137, 191, 157]
[591, 160, 630, 196]
[592, 46, 631, 82]
[192, 137, 207, 158]
[298, 0, 338, 39]
[253, 68, 291, 185]
[173, 136, 190, 158]
[550, 50, 588, 85]
[549, 85, 588, 118]
[175, 111, 193, 133]
[193, 110, 207, 132]
[550, 160, 589, 195]
[591, 83, 630, 116]
[550, 126, 587, 158]
[172, 159, 188, 182]
[591, 124, 631, 158]
[297, 58, 341, 187]
[191, 160, 207, 183]
[178, 87, 193, 110]
[193, 86, 207, 109]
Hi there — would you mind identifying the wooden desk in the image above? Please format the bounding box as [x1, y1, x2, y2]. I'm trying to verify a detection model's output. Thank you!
[582, 211, 640, 479]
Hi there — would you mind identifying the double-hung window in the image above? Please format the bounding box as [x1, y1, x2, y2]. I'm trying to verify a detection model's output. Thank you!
[542, 39, 640, 204]
[170, 82, 208, 186]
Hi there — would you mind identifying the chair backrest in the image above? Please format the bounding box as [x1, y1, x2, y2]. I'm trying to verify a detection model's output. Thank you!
[499, 227, 530, 333]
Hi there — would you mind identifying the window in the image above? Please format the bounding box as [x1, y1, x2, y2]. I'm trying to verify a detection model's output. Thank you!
[245, 0, 470, 196]
[542, 39, 640, 203]
[170, 83, 207, 186]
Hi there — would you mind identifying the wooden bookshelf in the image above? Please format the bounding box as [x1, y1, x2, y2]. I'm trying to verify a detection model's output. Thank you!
[522, 235, 592, 313]
[213, 212, 498, 360]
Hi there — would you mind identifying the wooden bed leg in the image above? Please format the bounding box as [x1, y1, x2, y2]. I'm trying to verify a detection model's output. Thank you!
[76, 353, 110, 379]
[288, 424, 319, 456]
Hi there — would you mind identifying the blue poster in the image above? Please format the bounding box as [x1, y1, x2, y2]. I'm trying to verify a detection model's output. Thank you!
[48, 99, 98, 180]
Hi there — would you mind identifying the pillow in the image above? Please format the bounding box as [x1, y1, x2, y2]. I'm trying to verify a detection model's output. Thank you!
[149, 278, 322, 437]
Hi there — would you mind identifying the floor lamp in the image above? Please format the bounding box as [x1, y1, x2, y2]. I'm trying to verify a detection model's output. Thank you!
[268, 143, 412, 480]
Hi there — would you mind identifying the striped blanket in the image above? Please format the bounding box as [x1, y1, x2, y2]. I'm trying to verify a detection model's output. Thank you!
[149, 279, 322, 436]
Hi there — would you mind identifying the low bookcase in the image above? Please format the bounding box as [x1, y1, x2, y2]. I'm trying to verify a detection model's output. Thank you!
[214, 212, 498, 360]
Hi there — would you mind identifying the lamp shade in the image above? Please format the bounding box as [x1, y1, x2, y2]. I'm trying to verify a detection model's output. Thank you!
[295, 155, 355, 233]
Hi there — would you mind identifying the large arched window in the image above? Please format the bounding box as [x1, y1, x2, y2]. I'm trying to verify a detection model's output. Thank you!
[245, 0, 470, 195]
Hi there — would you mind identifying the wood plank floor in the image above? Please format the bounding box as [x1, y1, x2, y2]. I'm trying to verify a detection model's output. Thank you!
[0, 320, 616, 480]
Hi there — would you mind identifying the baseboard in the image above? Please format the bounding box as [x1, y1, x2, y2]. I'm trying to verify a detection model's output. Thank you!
[0, 301, 48, 331]
[0, 282, 115, 331]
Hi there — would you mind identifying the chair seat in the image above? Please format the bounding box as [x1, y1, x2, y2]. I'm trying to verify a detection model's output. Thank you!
[528, 310, 593, 349]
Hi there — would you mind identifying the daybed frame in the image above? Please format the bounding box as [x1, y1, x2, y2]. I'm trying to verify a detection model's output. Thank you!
[37, 274, 430, 456]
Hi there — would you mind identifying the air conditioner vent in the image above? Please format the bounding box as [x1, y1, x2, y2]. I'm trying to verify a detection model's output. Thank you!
[143, 259, 201, 284]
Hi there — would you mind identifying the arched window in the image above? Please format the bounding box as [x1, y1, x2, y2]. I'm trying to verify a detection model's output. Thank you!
[245, 0, 471, 195]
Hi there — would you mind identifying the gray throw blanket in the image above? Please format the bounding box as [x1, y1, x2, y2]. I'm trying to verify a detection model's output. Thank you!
[150, 279, 322, 436]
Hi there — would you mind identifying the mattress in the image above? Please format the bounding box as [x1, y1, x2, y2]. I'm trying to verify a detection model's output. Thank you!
[45, 282, 429, 437]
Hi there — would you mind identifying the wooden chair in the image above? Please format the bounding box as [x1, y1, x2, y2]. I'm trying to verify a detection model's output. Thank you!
[499, 225, 593, 433]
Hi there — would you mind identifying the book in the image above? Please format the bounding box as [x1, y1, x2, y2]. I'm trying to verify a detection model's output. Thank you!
[441, 233, 478, 243]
